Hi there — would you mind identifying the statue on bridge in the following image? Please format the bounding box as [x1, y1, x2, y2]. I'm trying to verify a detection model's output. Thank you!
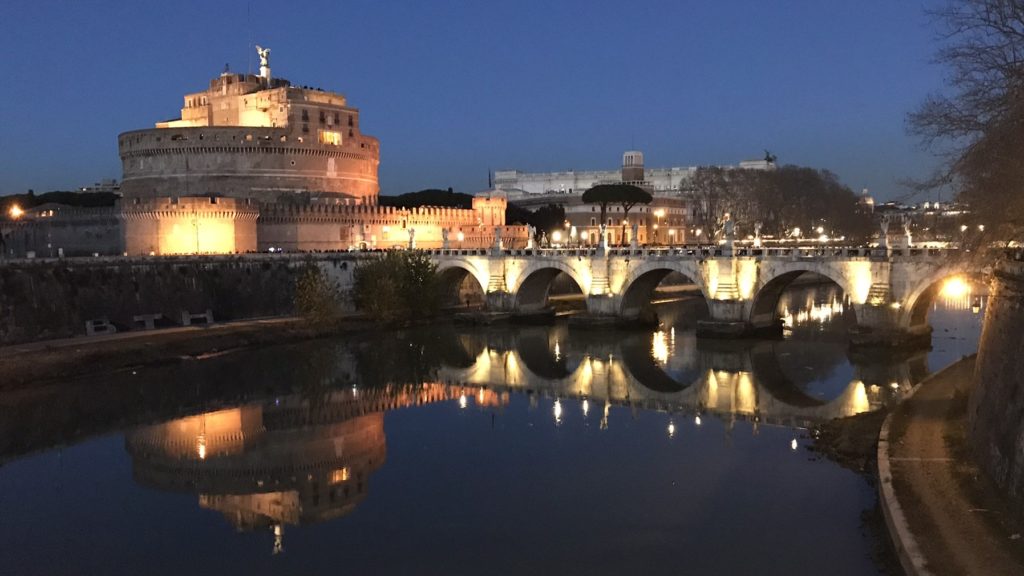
[630, 222, 639, 250]
[526, 225, 536, 249]
[407, 228, 416, 250]
[493, 226, 503, 251]
[718, 212, 736, 253]
[442, 228, 450, 250]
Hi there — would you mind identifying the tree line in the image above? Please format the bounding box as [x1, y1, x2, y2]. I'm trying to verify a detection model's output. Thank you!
[685, 165, 873, 241]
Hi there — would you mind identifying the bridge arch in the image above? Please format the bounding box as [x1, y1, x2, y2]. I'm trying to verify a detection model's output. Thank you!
[749, 266, 859, 329]
[618, 261, 711, 320]
[435, 260, 488, 308]
[512, 261, 588, 312]
[901, 264, 984, 328]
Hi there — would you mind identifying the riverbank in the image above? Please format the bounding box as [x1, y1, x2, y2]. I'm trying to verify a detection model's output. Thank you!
[878, 356, 1024, 575]
[0, 316, 375, 391]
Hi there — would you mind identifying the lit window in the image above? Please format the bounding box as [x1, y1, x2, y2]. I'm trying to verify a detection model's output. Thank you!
[319, 130, 342, 145]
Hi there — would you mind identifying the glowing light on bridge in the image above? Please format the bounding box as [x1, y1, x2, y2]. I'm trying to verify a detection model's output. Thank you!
[8, 204, 23, 219]
[942, 277, 969, 299]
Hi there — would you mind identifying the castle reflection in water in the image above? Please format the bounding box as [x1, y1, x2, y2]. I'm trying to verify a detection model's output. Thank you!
[123, 285, 950, 548]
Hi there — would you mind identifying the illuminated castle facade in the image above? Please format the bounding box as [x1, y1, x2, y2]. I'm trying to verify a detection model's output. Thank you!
[117, 48, 527, 255]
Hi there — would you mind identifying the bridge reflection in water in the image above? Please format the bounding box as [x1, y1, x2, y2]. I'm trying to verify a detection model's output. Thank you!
[123, 287, 936, 549]
[436, 323, 920, 430]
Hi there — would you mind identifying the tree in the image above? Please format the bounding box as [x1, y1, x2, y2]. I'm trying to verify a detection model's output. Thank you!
[378, 188, 473, 209]
[581, 184, 652, 245]
[685, 165, 870, 242]
[687, 167, 737, 240]
[295, 260, 342, 324]
[909, 0, 1024, 236]
[352, 250, 440, 322]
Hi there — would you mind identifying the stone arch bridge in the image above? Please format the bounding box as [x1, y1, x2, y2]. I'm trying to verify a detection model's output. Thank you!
[427, 245, 984, 347]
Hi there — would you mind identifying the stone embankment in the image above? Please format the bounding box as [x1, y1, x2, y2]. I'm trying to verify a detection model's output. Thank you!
[969, 259, 1024, 516]
[0, 316, 374, 392]
[0, 253, 364, 345]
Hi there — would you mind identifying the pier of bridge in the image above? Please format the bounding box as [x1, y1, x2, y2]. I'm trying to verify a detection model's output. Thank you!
[427, 244, 982, 349]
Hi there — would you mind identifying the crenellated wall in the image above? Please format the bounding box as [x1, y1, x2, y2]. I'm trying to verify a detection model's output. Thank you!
[257, 197, 528, 251]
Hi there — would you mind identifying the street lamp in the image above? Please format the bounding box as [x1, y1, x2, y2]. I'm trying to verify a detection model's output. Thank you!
[2, 204, 24, 259]
[694, 228, 702, 246]
[456, 230, 465, 249]
[654, 209, 665, 245]
[668, 229, 676, 246]
[552, 230, 563, 246]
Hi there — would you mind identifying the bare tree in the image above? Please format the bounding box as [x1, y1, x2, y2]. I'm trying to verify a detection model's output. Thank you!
[910, 0, 1024, 236]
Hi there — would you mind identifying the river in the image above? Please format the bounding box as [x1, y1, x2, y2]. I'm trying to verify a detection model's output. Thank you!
[0, 281, 986, 575]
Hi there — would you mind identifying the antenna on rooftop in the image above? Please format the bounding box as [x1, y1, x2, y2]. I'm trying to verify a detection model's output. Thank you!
[246, 1, 253, 75]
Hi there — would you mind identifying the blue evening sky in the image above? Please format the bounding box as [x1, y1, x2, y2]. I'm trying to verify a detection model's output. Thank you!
[1, 1, 949, 201]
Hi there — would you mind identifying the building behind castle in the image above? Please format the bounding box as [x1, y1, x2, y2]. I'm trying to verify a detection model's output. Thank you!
[496, 151, 774, 246]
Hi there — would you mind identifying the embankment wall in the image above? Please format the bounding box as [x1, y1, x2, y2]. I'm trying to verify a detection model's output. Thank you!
[0, 254, 364, 345]
[969, 258, 1024, 515]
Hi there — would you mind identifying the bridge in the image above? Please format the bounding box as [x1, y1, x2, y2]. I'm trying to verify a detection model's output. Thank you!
[427, 244, 982, 347]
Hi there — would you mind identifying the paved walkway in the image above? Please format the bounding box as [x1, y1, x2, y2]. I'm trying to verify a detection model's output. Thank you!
[880, 356, 1024, 575]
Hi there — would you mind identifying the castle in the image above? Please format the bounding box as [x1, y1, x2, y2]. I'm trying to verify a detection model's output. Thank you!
[116, 47, 527, 255]
[4, 47, 526, 258]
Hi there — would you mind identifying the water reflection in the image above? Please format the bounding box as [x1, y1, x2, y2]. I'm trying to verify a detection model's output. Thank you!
[0, 282, 988, 575]
[434, 327, 915, 427]
[125, 383, 502, 550]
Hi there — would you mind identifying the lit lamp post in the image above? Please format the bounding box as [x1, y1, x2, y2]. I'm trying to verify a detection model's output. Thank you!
[668, 229, 676, 246]
[694, 228, 701, 246]
[2, 204, 24, 259]
[552, 230, 563, 247]
[456, 230, 464, 249]
[654, 209, 665, 245]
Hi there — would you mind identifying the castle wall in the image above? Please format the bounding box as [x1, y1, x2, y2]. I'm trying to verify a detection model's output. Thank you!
[121, 197, 259, 256]
[2, 207, 123, 257]
[119, 127, 380, 205]
[257, 200, 529, 251]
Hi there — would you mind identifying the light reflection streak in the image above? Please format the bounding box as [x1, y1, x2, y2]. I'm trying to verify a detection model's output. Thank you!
[781, 296, 846, 328]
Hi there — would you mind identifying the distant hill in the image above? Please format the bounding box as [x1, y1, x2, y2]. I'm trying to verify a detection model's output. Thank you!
[1, 190, 119, 212]
[378, 188, 472, 209]
[378, 188, 557, 232]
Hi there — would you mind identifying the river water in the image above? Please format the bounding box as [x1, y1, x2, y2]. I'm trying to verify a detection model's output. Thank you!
[0, 282, 986, 575]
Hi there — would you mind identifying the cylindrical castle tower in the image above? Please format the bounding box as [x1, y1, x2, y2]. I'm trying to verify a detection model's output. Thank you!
[118, 63, 380, 206]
